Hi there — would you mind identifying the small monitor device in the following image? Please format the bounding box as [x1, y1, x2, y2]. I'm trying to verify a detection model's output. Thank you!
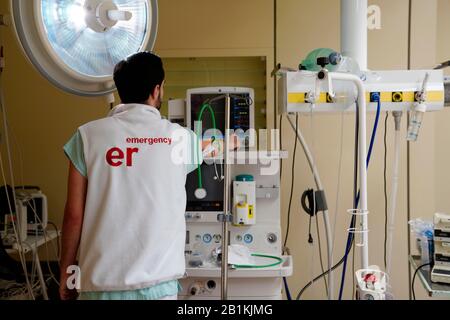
[15, 189, 48, 234]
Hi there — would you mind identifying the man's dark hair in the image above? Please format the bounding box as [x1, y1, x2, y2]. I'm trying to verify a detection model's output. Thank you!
[113, 52, 165, 104]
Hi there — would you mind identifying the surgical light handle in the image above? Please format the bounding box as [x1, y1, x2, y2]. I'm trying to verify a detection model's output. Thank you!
[107, 9, 132, 21]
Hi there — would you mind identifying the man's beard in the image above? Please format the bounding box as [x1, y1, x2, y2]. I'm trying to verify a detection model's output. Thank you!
[155, 96, 163, 110]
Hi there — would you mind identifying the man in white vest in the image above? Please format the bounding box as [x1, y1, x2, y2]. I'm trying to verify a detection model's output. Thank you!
[59, 52, 227, 300]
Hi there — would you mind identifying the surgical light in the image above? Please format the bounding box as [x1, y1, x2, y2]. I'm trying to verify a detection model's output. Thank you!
[67, 3, 86, 29]
[10, 0, 158, 97]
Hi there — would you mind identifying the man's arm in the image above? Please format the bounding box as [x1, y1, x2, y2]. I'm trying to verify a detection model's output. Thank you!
[201, 134, 240, 158]
[59, 163, 87, 300]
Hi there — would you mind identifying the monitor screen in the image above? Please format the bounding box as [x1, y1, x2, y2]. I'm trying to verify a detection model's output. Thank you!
[186, 91, 252, 212]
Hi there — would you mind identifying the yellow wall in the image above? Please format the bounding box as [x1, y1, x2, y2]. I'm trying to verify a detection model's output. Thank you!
[0, 0, 448, 300]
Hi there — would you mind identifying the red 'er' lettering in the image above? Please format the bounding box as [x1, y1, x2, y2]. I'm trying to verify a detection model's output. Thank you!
[106, 147, 140, 167]
[106, 147, 124, 167]
[126, 148, 139, 167]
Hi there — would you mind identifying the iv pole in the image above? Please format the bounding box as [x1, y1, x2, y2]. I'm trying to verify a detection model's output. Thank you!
[220, 94, 231, 300]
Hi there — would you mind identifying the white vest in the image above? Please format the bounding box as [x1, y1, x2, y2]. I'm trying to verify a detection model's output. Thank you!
[77, 104, 192, 292]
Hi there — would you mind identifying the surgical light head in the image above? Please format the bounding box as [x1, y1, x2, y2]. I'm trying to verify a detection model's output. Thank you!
[40, 0, 148, 78]
[67, 2, 87, 29]
[10, 0, 158, 96]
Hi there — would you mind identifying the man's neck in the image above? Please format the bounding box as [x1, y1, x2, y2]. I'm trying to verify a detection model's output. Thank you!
[143, 100, 161, 111]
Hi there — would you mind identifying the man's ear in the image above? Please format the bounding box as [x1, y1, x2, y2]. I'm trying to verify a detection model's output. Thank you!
[152, 84, 161, 99]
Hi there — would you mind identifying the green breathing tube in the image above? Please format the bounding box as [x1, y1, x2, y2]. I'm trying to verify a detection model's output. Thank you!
[196, 103, 217, 190]
[232, 254, 284, 269]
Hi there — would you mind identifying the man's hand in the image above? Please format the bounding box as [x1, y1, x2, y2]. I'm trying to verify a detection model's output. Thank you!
[59, 278, 79, 300]
[228, 133, 240, 151]
[202, 134, 241, 159]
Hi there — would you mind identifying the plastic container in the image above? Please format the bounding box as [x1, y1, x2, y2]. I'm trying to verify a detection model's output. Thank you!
[407, 103, 426, 142]
[406, 110, 424, 141]
[409, 218, 434, 269]
[418, 230, 434, 268]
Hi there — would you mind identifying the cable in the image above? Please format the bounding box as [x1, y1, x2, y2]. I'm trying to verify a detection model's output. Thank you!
[0, 78, 34, 299]
[307, 214, 317, 296]
[308, 105, 324, 296]
[0, 153, 34, 299]
[287, 114, 334, 300]
[23, 197, 60, 286]
[353, 100, 359, 237]
[352, 238, 355, 300]
[412, 262, 431, 300]
[8, 106, 61, 287]
[282, 277, 292, 300]
[383, 112, 389, 269]
[287, 116, 334, 300]
[47, 221, 61, 259]
[367, 99, 382, 163]
[307, 214, 313, 243]
[296, 106, 355, 300]
[351, 104, 359, 301]
[338, 96, 381, 300]
[283, 114, 298, 250]
[315, 213, 328, 294]
[279, 113, 293, 300]
[340, 102, 359, 301]
[331, 110, 346, 256]
[296, 246, 352, 299]
[44, 219, 61, 286]
[14, 189, 61, 289]
[338, 100, 360, 300]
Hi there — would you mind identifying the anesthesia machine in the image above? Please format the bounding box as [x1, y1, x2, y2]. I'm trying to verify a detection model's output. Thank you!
[169, 87, 293, 300]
